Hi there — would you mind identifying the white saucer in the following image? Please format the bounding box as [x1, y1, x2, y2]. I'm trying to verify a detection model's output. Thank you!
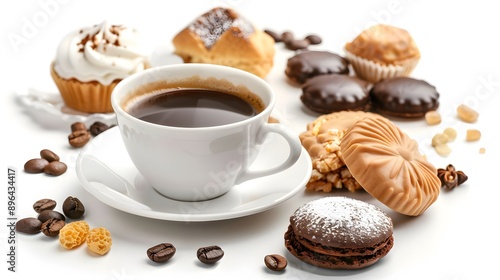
[75, 127, 312, 222]
[16, 88, 117, 127]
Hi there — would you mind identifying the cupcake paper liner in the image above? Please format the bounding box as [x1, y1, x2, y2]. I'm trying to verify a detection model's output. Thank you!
[344, 50, 419, 83]
[50, 63, 119, 113]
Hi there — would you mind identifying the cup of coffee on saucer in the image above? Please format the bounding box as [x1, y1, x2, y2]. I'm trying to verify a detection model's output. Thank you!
[111, 63, 302, 202]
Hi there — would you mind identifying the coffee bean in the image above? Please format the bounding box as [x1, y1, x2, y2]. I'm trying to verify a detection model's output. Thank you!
[41, 218, 65, 237]
[38, 210, 65, 223]
[305, 34, 322, 45]
[24, 158, 49, 173]
[281, 31, 294, 43]
[264, 29, 282, 42]
[43, 161, 67, 176]
[40, 149, 60, 162]
[16, 217, 42, 234]
[285, 39, 310, 51]
[33, 198, 57, 213]
[68, 130, 91, 147]
[197, 245, 224, 264]
[89, 121, 110, 136]
[264, 254, 287, 271]
[71, 122, 87, 132]
[62, 196, 85, 219]
[147, 243, 176, 263]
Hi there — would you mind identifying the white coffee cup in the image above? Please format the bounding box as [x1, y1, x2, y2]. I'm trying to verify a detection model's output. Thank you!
[111, 63, 302, 201]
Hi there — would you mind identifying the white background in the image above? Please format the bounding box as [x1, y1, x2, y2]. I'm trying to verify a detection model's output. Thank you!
[1, 0, 500, 279]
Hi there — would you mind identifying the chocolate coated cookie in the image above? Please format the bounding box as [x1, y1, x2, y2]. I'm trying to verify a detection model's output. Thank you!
[301, 74, 371, 113]
[370, 77, 439, 118]
[285, 51, 349, 84]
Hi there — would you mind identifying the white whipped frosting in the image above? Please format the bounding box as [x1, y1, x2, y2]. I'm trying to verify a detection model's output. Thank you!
[54, 21, 147, 85]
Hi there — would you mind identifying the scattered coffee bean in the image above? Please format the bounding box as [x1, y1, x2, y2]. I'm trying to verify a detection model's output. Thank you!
[89, 121, 110, 136]
[24, 158, 49, 173]
[38, 210, 66, 223]
[147, 243, 176, 263]
[264, 29, 282, 42]
[305, 34, 322, 45]
[33, 198, 57, 213]
[281, 31, 294, 43]
[71, 122, 87, 132]
[41, 218, 65, 237]
[197, 245, 224, 264]
[265, 29, 323, 51]
[264, 254, 287, 271]
[40, 149, 60, 162]
[25, 150, 67, 176]
[16, 217, 42, 234]
[285, 39, 310, 51]
[68, 130, 91, 147]
[43, 161, 67, 176]
[62, 196, 85, 219]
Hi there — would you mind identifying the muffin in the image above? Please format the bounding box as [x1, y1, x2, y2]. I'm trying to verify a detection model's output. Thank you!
[51, 21, 148, 113]
[285, 196, 394, 270]
[344, 24, 420, 83]
[172, 7, 275, 78]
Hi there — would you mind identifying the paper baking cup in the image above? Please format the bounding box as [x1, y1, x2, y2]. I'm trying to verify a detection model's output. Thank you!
[344, 50, 419, 83]
[50, 64, 118, 113]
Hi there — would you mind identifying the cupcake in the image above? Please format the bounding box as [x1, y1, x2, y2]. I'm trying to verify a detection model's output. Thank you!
[51, 21, 148, 113]
[344, 24, 420, 83]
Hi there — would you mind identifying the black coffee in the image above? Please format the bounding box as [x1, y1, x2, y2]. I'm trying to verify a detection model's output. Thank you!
[128, 88, 262, 128]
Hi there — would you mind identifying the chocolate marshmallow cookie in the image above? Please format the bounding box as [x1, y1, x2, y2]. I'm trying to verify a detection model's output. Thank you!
[301, 74, 371, 114]
[285, 196, 394, 270]
[285, 51, 349, 84]
[370, 77, 439, 118]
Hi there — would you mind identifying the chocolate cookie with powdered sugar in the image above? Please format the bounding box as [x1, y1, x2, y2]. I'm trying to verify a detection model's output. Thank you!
[284, 196, 394, 269]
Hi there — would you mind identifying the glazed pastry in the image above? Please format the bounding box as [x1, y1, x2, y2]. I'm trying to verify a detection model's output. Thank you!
[340, 117, 441, 216]
[285, 51, 349, 84]
[299, 111, 384, 192]
[344, 24, 420, 83]
[369, 77, 439, 118]
[51, 21, 148, 113]
[300, 74, 371, 114]
[172, 7, 275, 78]
[285, 196, 394, 270]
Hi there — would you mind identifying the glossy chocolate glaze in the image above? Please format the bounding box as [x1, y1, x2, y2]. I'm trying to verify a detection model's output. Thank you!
[301, 74, 370, 113]
[285, 51, 349, 84]
[370, 77, 439, 117]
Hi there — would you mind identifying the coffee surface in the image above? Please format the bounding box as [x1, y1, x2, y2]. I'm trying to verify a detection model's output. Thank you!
[128, 88, 259, 127]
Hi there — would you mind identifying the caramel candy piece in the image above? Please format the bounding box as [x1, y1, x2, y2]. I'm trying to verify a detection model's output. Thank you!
[340, 117, 441, 216]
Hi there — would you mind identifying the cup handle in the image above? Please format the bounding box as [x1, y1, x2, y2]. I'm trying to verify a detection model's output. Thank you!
[235, 123, 302, 184]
